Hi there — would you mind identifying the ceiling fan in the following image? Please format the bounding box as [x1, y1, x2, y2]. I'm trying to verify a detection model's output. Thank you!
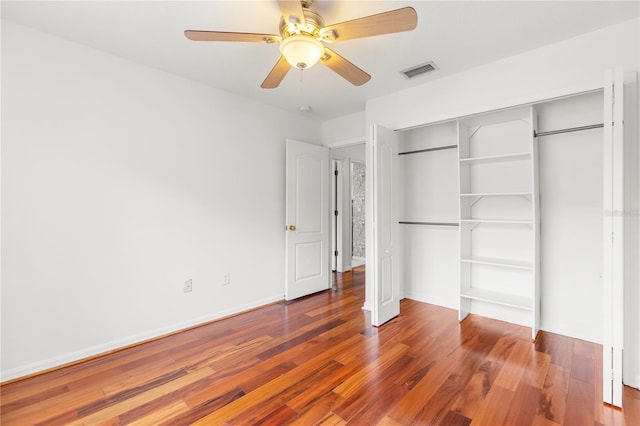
[184, 0, 417, 88]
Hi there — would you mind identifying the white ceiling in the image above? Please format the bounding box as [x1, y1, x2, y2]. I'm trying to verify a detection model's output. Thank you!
[2, 1, 638, 119]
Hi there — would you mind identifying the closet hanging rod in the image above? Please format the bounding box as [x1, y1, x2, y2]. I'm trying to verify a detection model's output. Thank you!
[399, 221, 459, 227]
[534, 123, 604, 138]
[398, 145, 457, 156]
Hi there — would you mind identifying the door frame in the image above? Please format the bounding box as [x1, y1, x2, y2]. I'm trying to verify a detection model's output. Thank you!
[603, 68, 625, 406]
[325, 137, 372, 302]
[331, 157, 347, 273]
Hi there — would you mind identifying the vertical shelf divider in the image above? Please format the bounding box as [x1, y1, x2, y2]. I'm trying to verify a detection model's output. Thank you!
[457, 107, 540, 340]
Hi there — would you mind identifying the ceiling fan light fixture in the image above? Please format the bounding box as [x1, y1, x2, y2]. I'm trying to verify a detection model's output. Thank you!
[279, 35, 324, 69]
[186, 4, 418, 88]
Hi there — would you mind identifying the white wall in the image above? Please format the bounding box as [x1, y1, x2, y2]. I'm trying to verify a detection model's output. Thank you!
[365, 18, 639, 385]
[367, 18, 638, 130]
[323, 111, 365, 147]
[535, 92, 605, 341]
[0, 21, 322, 381]
[331, 144, 365, 163]
[398, 123, 458, 307]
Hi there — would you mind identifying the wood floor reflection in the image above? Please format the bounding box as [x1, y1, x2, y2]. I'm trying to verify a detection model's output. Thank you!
[1, 265, 638, 425]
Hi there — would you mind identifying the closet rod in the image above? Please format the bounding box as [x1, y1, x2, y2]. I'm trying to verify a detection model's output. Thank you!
[534, 123, 604, 138]
[398, 145, 457, 156]
[399, 221, 459, 227]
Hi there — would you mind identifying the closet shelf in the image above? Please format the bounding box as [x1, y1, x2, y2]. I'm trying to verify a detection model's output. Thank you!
[399, 221, 459, 227]
[460, 152, 531, 164]
[460, 192, 532, 198]
[461, 256, 533, 270]
[460, 288, 532, 311]
[460, 218, 534, 225]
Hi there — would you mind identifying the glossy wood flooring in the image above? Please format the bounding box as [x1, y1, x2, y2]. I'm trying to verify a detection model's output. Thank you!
[2, 266, 639, 425]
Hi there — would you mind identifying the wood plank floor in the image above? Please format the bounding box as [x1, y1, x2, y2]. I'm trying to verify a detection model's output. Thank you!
[1, 266, 639, 425]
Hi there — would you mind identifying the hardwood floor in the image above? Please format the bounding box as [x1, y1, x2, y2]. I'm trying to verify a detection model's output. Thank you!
[1, 266, 639, 425]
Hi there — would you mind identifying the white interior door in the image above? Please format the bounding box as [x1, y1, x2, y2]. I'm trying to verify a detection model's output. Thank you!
[285, 139, 330, 300]
[603, 68, 625, 406]
[371, 125, 401, 326]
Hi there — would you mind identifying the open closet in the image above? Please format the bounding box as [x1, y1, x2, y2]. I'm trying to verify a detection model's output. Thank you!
[381, 73, 625, 405]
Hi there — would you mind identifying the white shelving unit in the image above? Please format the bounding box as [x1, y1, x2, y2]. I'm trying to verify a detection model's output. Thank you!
[457, 106, 540, 340]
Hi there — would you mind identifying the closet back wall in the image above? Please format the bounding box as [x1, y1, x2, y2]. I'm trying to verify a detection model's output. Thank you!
[536, 92, 604, 341]
[399, 123, 458, 308]
[396, 92, 606, 343]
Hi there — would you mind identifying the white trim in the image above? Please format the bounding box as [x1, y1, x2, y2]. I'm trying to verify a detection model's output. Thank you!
[352, 258, 365, 268]
[324, 137, 365, 149]
[602, 67, 625, 406]
[612, 68, 625, 405]
[539, 321, 603, 345]
[0, 294, 283, 383]
[331, 157, 347, 272]
[405, 293, 458, 311]
[622, 71, 639, 390]
[603, 69, 614, 404]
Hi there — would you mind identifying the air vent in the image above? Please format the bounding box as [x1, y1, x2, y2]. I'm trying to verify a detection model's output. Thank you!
[400, 61, 439, 80]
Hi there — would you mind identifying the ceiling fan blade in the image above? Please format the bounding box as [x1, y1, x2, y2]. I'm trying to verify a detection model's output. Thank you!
[261, 56, 292, 89]
[277, 0, 306, 27]
[321, 7, 417, 42]
[320, 48, 371, 87]
[184, 30, 280, 43]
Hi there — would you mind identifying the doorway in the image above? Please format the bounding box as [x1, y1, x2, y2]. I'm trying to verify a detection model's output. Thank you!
[351, 160, 366, 268]
[330, 143, 366, 274]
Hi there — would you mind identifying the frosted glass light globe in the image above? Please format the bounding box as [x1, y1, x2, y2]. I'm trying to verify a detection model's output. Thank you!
[280, 35, 324, 69]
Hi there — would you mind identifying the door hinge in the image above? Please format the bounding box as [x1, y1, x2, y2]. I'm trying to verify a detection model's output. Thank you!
[334, 170, 339, 176]
[335, 210, 339, 216]
[612, 84, 615, 105]
[334, 250, 339, 257]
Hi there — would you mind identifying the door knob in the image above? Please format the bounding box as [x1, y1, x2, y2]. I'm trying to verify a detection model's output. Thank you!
[289, 225, 296, 231]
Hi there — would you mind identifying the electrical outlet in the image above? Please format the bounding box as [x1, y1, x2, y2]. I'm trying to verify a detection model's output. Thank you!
[184, 279, 192, 293]
[223, 273, 230, 286]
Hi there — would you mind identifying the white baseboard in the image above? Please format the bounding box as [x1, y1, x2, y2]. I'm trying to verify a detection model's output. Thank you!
[351, 258, 365, 268]
[623, 351, 640, 389]
[404, 292, 458, 311]
[403, 296, 604, 346]
[626, 374, 640, 390]
[0, 294, 284, 383]
[538, 321, 601, 345]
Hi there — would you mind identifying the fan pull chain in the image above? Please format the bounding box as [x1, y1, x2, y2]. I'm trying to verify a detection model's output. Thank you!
[299, 68, 304, 99]
[298, 69, 311, 112]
